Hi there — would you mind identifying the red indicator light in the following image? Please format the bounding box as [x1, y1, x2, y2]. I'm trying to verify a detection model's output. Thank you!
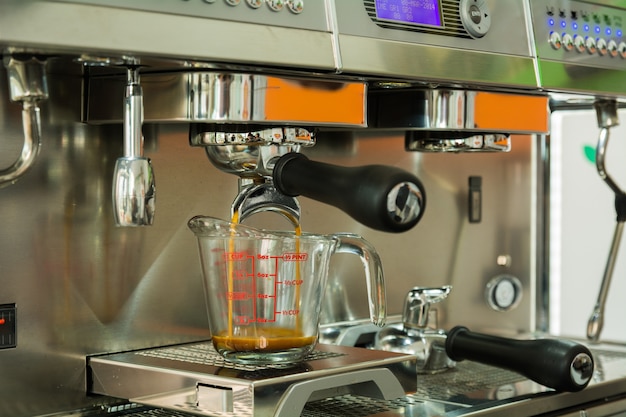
[0, 318, 5, 325]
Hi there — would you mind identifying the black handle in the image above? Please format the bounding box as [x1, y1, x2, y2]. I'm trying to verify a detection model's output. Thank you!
[445, 326, 594, 392]
[272, 153, 426, 233]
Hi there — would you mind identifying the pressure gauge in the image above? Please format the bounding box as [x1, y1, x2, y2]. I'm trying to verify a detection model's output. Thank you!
[485, 275, 522, 311]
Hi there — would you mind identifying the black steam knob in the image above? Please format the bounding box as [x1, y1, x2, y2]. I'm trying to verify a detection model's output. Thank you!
[272, 152, 425, 233]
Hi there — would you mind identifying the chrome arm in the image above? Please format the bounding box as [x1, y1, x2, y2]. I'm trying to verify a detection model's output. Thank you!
[587, 221, 624, 341]
[1, 55, 48, 188]
[587, 100, 623, 342]
[112, 66, 156, 226]
[595, 127, 623, 196]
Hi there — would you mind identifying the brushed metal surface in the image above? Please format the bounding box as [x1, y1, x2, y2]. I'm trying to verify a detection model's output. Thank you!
[334, 0, 538, 88]
[88, 343, 417, 417]
[528, 0, 626, 96]
[0, 0, 336, 72]
[0, 63, 536, 415]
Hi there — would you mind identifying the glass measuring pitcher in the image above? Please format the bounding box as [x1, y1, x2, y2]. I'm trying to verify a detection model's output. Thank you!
[188, 216, 386, 365]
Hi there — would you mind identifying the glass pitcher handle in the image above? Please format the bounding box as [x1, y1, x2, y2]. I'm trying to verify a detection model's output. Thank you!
[333, 233, 386, 327]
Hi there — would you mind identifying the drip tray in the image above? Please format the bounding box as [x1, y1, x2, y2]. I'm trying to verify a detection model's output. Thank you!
[88, 342, 417, 417]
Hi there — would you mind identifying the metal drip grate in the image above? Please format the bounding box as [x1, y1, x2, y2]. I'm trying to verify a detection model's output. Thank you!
[135, 343, 345, 372]
[89, 344, 626, 417]
[413, 361, 527, 402]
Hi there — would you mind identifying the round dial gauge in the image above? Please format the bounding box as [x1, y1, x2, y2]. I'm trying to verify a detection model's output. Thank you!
[485, 275, 522, 311]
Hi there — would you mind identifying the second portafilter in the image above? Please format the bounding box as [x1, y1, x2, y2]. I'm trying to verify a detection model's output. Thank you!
[190, 126, 426, 232]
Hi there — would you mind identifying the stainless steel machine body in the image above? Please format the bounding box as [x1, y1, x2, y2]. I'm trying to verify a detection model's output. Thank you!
[1, 1, 626, 416]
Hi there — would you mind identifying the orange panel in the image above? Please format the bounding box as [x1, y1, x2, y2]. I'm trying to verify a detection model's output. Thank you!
[263, 78, 367, 126]
[475, 92, 549, 133]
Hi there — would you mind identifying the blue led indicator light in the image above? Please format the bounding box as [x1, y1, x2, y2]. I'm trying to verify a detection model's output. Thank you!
[548, 18, 555, 26]
[584, 24, 590, 32]
[561, 20, 567, 28]
[595, 26, 601, 34]
[606, 28, 612, 35]
[618, 29, 623, 37]
[572, 22, 579, 30]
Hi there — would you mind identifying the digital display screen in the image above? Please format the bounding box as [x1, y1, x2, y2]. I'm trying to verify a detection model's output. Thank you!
[375, 0, 443, 27]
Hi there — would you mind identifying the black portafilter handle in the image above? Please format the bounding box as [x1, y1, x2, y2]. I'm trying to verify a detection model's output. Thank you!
[445, 326, 594, 392]
[272, 152, 426, 233]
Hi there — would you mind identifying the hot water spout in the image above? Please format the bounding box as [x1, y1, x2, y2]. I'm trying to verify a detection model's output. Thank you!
[1, 54, 48, 188]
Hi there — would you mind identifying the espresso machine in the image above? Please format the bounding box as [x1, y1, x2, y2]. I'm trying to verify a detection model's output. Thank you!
[2, 1, 626, 416]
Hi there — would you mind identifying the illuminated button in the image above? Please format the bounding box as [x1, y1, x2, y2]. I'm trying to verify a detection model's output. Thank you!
[585, 36, 597, 54]
[573, 34, 586, 52]
[286, 0, 303, 14]
[608, 40, 618, 57]
[619, 41, 626, 58]
[562, 33, 574, 51]
[246, 0, 263, 8]
[549, 31, 562, 50]
[597, 38, 608, 55]
[224, 0, 241, 5]
[267, 0, 284, 11]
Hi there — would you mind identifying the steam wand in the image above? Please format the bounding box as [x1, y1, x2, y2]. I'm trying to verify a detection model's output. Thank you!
[112, 65, 155, 226]
[587, 99, 624, 341]
[1, 54, 48, 188]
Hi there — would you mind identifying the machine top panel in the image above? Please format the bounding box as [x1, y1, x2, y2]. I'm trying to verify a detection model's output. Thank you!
[528, 0, 626, 96]
[333, 0, 540, 89]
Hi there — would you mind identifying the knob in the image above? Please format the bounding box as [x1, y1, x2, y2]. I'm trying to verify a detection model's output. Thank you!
[549, 31, 562, 50]
[459, 0, 491, 38]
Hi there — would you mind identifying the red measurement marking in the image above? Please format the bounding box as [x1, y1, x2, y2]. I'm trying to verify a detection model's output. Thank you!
[235, 316, 253, 325]
[283, 253, 308, 261]
[223, 252, 245, 261]
[275, 310, 299, 316]
[227, 292, 249, 300]
[282, 279, 303, 286]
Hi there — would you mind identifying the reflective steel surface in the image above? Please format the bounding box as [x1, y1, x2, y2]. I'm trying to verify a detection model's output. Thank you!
[0, 62, 539, 416]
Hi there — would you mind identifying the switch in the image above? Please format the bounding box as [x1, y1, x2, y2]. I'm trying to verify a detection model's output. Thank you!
[468, 176, 482, 223]
[0, 304, 16, 349]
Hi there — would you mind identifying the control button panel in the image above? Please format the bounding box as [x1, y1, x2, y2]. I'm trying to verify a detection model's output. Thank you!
[363, 0, 495, 40]
[531, 0, 626, 70]
[53, 0, 320, 30]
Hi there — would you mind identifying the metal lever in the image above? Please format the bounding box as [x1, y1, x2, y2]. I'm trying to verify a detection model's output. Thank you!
[446, 326, 594, 392]
[112, 66, 156, 226]
[374, 286, 455, 374]
[1, 54, 48, 188]
[272, 152, 426, 233]
[587, 100, 623, 341]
